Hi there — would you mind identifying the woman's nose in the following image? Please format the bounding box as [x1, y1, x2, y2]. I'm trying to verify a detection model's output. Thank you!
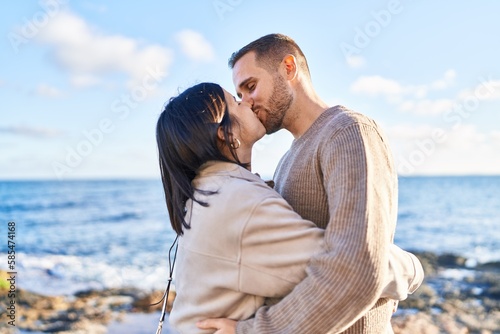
[241, 95, 253, 107]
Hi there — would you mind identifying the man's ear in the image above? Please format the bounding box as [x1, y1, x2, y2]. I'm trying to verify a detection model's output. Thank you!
[283, 54, 298, 81]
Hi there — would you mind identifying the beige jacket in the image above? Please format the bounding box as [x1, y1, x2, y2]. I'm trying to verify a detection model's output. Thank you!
[169, 161, 423, 334]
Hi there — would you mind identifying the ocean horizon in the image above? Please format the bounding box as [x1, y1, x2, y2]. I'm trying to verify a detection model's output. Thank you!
[1, 175, 499, 297]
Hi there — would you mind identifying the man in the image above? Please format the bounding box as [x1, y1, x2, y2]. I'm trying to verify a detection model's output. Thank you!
[198, 33, 419, 333]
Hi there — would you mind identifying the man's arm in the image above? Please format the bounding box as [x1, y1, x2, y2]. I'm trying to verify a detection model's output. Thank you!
[235, 122, 396, 333]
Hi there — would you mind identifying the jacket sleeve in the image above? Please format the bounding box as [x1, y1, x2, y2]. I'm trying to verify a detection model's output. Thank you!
[237, 192, 325, 298]
[381, 244, 425, 300]
[236, 122, 396, 334]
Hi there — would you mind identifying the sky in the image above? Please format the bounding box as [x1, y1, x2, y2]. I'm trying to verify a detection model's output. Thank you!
[1, 0, 499, 180]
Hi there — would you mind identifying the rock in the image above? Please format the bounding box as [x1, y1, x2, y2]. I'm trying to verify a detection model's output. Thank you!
[412, 251, 439, 275]
[0, 284, 130, 332]
[74, 287, 144, 300]
[399, 284, 438, 311]
[37, 320, 73, 332]
[3, 253, 500, 334]
[133, 290, 176, 313]
[394, 251, 500, 333]
[437, 253, 467, 268]
[0, 327, 17, 334]
[476, 261, 500, 271]
[0, 281, 176, 333]
[58, 318, 108, 334]
[436, 313, 468, 334]
[392, 313, 441, 334]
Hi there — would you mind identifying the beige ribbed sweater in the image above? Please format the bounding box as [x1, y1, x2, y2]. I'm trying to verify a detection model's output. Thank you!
[236, 106, 398, 333]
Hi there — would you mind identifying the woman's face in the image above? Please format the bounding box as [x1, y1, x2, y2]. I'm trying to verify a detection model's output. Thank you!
[223, 89, 266, 147]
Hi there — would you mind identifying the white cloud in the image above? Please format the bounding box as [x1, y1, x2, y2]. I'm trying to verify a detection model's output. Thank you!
[430, 69, 456, 90]
[70, 74, 101, 88]
[351, 69, 484, 115]
[390, 124, 500, 175]
[405, 85, 428, 99]
[385, 124, 438, 155]
[36, 11, 173, 89]
[350, 75, 403, 97]
[457, 79, 500, 101]
[399, 98, 454, 115]
[491, 130, 500, 144]
[346, 55, 366, 69]
[439, 125, 485, 150]
[386, 124, 435, 141]
[0, 125, 62, 138]
[174, 30, 215, 62]
[351, 70, 456, 101]
[36, 83, 63, 98]
[252, 131, 294, 179]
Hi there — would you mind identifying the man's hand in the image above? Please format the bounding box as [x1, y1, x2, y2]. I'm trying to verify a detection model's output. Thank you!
[197, 318, 237, 334]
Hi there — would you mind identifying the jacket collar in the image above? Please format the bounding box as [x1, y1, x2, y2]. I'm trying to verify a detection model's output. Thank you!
[196, 161, 265, 185]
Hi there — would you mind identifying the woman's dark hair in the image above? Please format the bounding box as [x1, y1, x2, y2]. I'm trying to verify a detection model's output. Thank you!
[156, 82, 243, 235]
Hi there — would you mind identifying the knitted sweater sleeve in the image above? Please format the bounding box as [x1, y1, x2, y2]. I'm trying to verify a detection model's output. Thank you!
[236, 122, 395, 333]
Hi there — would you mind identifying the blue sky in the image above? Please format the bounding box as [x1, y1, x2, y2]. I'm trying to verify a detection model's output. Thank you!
[1, 0, 499, 180]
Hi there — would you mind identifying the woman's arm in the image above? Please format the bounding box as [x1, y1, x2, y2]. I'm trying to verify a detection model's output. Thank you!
[383, 244, 425, 300]
[237, 192, 325, 297]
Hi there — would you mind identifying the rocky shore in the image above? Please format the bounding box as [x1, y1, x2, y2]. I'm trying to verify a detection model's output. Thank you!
[1, 251, 499, 333]
[392, 252, 500, 333]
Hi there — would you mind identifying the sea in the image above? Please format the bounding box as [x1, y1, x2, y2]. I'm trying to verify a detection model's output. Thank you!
[0, 176, 499, 297]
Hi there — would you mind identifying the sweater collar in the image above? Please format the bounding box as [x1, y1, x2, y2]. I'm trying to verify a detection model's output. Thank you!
[293, 105, 347, 146]
[196, 161, 265, 184]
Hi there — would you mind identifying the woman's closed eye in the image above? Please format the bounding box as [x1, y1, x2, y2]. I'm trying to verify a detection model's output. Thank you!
[232, 95, 242, 106]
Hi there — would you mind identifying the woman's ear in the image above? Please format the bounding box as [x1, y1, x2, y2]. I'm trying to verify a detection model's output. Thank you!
[217, 127, 233, 144]
[217, 126, 226, 142]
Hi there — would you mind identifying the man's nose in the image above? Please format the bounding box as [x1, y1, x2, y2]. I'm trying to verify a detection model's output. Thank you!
[241, 94, 253, 107]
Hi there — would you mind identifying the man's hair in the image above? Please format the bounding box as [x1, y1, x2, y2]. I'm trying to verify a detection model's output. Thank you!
[228, 33, 310, 76]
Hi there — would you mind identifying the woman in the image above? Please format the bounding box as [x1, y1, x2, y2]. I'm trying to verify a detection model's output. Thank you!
[156, 83, 422, 334]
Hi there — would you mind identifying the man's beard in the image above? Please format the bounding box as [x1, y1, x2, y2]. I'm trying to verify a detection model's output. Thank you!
[262, 75, 293, 134]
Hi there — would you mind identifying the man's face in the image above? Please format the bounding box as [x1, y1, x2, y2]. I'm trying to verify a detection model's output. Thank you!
[232, 52, 293, 134]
